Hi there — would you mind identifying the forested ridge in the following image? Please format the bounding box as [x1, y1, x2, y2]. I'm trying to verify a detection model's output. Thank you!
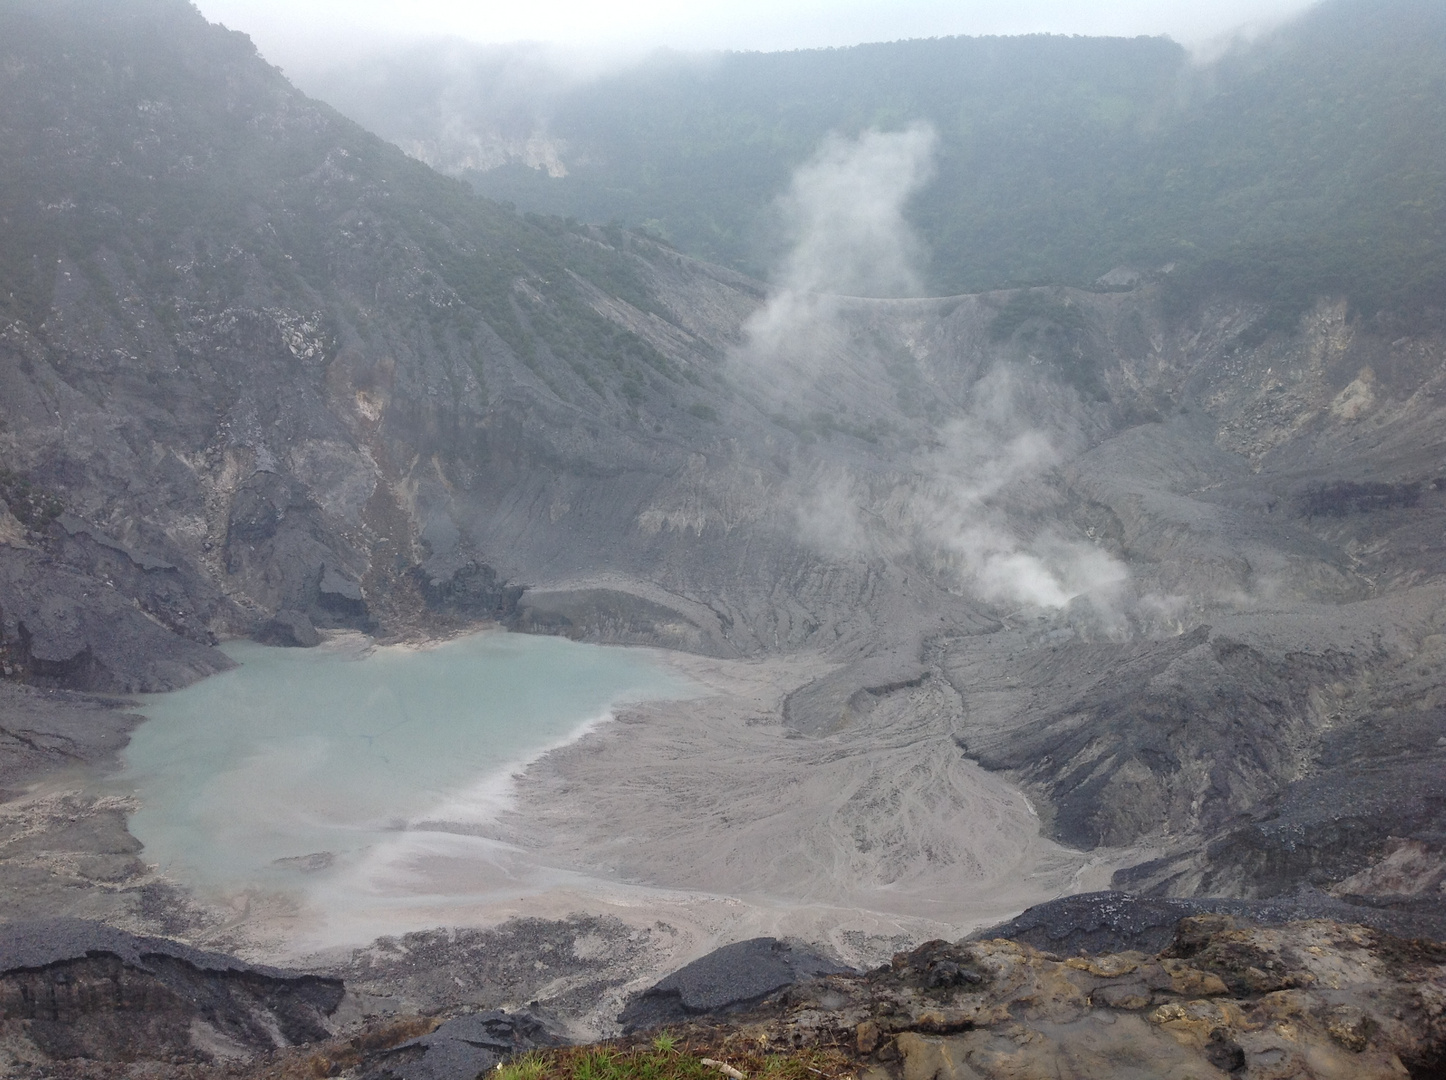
[311, 0, 1446, 329]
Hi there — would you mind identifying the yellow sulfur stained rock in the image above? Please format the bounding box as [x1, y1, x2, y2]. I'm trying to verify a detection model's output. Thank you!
[895, 1033, 984, 1080]
[1254, 989, 1308, 1021]
[1324, 1004, 1375, 1052]
[1064, 952, 1143, 978]
[1089, 982, 1152, 1010]
[1160, 958, 1230, 997]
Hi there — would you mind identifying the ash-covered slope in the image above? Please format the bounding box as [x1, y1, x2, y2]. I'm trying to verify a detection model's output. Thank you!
[0, 0, 1011, 696]
[0, 918, 343, 1066]
[0, 0, 778, 687]
[0, 0, 1444, 915]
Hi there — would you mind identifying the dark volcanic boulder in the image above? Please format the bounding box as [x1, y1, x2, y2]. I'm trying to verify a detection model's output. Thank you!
[0, 918, 344, 1064]
[361, 1009, 560, 1080]
[256, 608, 322, 647]
[619, 938, 853, 1032]
[318, 563, 368, 616]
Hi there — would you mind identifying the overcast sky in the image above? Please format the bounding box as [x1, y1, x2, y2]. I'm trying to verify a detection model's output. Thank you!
[195, 0, 1322, 72]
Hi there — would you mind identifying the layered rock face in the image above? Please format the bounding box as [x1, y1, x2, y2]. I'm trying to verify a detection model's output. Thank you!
[0, 919, 343, 1068]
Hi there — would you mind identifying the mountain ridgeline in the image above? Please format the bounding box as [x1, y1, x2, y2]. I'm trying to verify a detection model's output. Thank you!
[308, 0, 1446, 332]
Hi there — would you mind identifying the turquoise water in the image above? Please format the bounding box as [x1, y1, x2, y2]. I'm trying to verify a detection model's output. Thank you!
[119, 632, 694, 896]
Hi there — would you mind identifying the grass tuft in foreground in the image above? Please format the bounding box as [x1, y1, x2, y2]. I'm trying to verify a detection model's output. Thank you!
[496, 1036, 855, 1080]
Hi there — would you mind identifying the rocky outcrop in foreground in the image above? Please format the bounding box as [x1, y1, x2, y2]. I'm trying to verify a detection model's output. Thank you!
[621, 916, 1446, 1080]
[618, 938, 854, 1033]
[5, 0, 1446, 920]
[4, 911, 1445, 1079]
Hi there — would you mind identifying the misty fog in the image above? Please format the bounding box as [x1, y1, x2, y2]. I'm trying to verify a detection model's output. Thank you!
[736, 126, 1133, 616]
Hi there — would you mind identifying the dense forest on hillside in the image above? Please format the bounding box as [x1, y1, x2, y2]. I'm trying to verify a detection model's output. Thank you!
[309, 0, 1446, 328]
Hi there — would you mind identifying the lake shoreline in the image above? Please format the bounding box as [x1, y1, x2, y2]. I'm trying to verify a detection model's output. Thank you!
[238, 644, 1139, 1035]
[116, 630, 696, 902]
[0, 629, 1137, 1039]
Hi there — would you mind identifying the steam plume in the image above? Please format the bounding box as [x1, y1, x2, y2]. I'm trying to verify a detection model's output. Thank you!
[748, 125, 1130, 616]
[741, 123, 936, 367]
[776, 123, 936, 298]
[796, 369, 1130, 614]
